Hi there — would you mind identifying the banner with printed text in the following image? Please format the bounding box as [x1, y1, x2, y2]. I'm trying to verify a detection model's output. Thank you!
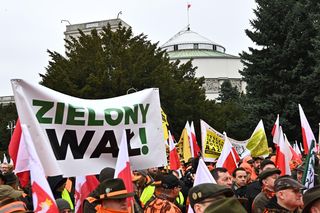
[11, 79, 167, 177]
[200, 120, 249, 162]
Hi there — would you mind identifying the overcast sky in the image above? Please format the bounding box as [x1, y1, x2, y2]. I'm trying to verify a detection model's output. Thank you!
[0, 0, 257, 96]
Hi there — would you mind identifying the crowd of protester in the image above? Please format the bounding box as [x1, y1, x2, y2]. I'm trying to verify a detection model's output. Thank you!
[1, 148, 320, 213]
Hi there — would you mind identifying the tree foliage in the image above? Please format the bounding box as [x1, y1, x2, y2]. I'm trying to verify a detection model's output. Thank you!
[240, 0, 320, 141]
[217, 80, 241, 102]
[0, 104, 18, 151]
[40, 24, 208, 136]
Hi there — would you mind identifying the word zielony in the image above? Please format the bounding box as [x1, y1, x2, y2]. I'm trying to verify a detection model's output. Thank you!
[32, 99, 150, 126]
[32, 99, 151, 160]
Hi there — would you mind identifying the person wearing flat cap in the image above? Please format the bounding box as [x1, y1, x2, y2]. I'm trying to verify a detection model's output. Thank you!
[93, 178, 134, 213]
[252, 168, 281, 213]
[264, 176, 305, 213]
[144, 174, 182, 213]
[302, 185, 320, 213]
[188, 183, 246, 213]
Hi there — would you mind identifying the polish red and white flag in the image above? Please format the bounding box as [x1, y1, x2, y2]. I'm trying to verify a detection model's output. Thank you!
[169, 131, 181, 170]
[276, 127, 292, 175]
[285, 134, 302, 164]
[8, 119, 30, 188]
[216, 132, 239, 174]
[74, 175, 99, 213]
[271, 114, 280, 147]
[114, 130, 134, 206]
[299, 104, 316, 154]
[190, 121, 201, 157]
[21, 124, 59, 213]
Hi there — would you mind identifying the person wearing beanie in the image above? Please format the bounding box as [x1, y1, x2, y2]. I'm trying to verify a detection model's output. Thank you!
[56, 198, 72, 213]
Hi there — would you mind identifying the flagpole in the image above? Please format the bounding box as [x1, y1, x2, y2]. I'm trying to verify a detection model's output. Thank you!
[187, 3, 191, 29]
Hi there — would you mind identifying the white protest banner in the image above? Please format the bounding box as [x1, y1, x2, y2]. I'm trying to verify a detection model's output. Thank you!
[200, 119, 249, 162]
[11, 79, 167, 177]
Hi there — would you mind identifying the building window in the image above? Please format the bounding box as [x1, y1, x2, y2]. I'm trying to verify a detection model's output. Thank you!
[213, 45, 216, 51]
[194, 43, 199, 49]
[174, 45, 178, 51]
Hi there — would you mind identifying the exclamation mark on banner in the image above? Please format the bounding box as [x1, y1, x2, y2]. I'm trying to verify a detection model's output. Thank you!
[139, 128, 149, 155]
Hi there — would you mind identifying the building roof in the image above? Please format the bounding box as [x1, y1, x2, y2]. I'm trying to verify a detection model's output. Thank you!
[64, 18, 130, 37]
[167, 49, 239, 59]
[161, 27, 226, 53]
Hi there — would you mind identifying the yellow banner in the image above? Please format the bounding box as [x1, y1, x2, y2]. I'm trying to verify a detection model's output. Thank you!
[246, 120, 269, 157]
[203, 129, 224, 159]
[177, 128, 192, 162]
[161, 109, 169, 141]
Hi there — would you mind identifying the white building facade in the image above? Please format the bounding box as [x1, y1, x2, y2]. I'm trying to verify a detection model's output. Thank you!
[161, 28, 245, 100]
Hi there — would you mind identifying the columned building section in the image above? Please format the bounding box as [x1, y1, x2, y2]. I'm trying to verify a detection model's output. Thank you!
[161, 28, 245, 100]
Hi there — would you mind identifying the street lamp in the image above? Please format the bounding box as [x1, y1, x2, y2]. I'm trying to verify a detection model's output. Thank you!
[7, 120, 16, 139]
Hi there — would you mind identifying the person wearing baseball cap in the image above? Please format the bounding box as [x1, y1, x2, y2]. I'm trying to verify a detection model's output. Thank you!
[264, 176, 306, 213]
[302, 185, 320, 213]
[252, 168, 281, 213]
[188, 183, 246, 213]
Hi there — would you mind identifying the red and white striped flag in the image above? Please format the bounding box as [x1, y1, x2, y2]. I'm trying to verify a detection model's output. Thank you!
[8, 119, 30, 188]
[74, 175, 99, 213]
[169, 131, 181, 170]
[114, 130, 134, 206]
[271, 114, 280, 147]
[216, 132, 239, 174]
[299, 104, 316, 155]
[293, 141, 302, 159]
[276, 127, 292, 175]
[21, 124, 59, 212]
[285, 135, 302, 164]
[187, 158, 215, 213]
[190, 121, 201, 157]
